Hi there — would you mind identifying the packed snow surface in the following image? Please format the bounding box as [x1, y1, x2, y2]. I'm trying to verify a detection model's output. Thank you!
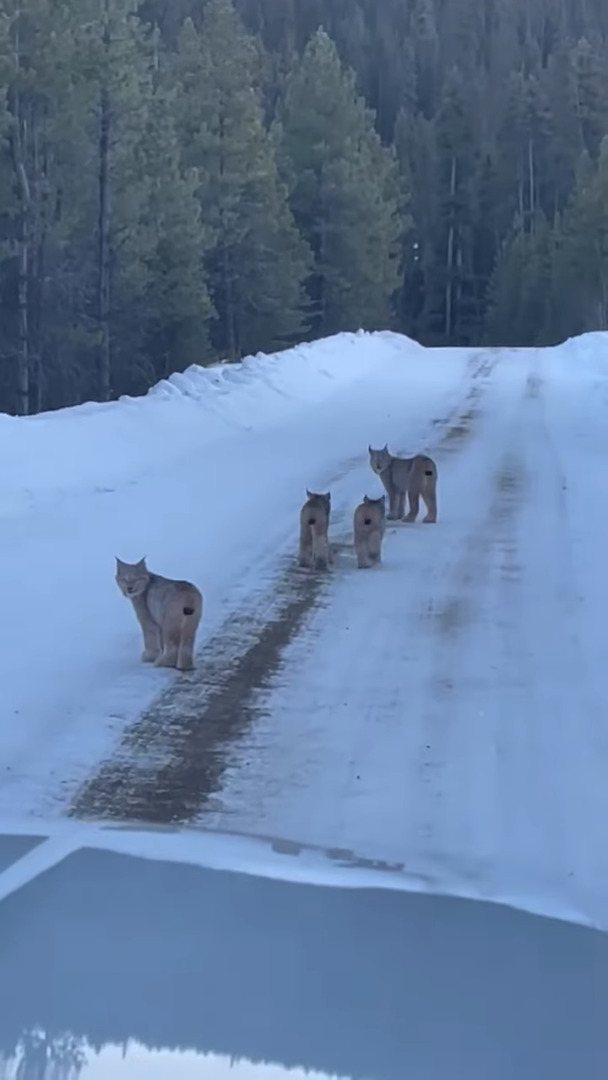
[1, 327, 607, 931]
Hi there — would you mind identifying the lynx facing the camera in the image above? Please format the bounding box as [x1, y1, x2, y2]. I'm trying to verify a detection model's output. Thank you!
[115, 556, 203, 671]
[369, 444, 438, 523]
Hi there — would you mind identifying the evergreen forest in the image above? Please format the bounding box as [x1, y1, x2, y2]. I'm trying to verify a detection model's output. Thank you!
[1, 0, 607, 413]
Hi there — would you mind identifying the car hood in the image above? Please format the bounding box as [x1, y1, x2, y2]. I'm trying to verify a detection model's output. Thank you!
[0, 820, 607, 1079]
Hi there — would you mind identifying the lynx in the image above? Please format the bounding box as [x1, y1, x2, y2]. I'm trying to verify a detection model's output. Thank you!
[115, 556, 203, 671]
[353, 494, 386, 569]
[368, 444, 438, 523]
[299, 489, 332, 570]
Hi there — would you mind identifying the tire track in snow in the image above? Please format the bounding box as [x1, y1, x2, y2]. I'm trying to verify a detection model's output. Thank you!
[411, 446, 529, 873]
[71, 556, 334, 824]
[189, 350, 529, 868]
[70, 349, 498, 825]
[393, 351, 537, 884]
[396, 350, 607, 926]
[172, 346, 608, 930]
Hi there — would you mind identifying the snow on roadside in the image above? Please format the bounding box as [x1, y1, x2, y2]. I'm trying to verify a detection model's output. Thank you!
[0, 330, 471, 819]
[0, 330, 421, 518]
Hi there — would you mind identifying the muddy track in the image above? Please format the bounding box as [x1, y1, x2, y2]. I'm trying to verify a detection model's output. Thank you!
[70, 350, 498, 825]
[71, 556, 338, 823]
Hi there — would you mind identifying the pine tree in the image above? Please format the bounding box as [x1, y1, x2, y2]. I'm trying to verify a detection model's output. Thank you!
[496, 69, 552, 237]
[0, 0, 97, 411]
[424, 65, 479, 343]
[172, 0, 310, 361]
[119, 79, 214, 391]
[484, 216, 556, 346]
[0, 0, 55, 414]
[552, 140, 608, 333]
[394, 106, 431, 338]
[542, 46, 583, 221]
[32, 0, 161, 403]
[573, 36, 608, 161]
[276, 28, 403, 336]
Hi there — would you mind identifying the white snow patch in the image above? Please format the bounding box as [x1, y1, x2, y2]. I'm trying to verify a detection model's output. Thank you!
[0, 331, 422, 516]
[1, 328, 607, 934]
[0, 330, 469, 817]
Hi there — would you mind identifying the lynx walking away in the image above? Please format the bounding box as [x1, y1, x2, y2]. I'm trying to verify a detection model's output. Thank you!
[115, 557, 203, 671]
[353, 495, 386, 569]
[369, 444, 438, 523]
[299, 489, 332, 570]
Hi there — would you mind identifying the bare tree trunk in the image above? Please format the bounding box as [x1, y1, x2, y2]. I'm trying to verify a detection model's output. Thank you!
[218, 108, 237, 361]
[444, 153, 456, 339]
[600, 272, 608, 330]
[527, 137, 535, 235]
[97, 3, 112, 402]
[318, 166, 327, 334]
[517, 174, 524, 222]
[221, 236, 237, 360]
[30, 106, 49, 414]
[9, 10, 30, 416]
[16, 188, 30, 415]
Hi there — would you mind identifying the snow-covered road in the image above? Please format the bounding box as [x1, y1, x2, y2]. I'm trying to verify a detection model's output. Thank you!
[199, 343, 608, 928]
[1, 330, 607, 930]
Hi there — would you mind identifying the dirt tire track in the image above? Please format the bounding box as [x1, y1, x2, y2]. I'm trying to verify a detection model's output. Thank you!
[410, 360, 532, 860]
[70, 349, 499, 825]
[71, 558, 336, 823]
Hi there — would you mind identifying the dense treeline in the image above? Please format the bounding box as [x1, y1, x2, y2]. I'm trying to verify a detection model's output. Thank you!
[0, 0, 607, 414]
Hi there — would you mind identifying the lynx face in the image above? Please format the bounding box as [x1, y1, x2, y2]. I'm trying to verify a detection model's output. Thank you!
[368, 445, 391, 475]
[115, 556, 150, 599]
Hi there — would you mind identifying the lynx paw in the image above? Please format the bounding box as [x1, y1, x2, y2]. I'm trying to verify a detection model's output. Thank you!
[154, 652, 178, 668]
[141, 648, 160, 663]
[176, 657, 195, 672]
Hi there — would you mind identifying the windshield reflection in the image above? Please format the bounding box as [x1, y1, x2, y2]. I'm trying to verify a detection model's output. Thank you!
[3, 1040, 343, 1079]
[0, 843, 607, 1080]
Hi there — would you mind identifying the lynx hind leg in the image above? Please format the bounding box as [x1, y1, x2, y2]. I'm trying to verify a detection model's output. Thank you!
[355, 539, 372, 569]
[154, 617, 181, 668]
[403, 488, 420, 523]
[140, 623, 161, 663]
[386, 488, 400, 521]
[422, 475, 438, 523]
[177, 611, 201, 672]
[298, 528, 313, 568]
[368, 531, 382, 564]
[313, 534, 331, 570]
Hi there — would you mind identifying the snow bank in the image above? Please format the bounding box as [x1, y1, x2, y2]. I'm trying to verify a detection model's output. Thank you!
[550, 329, 608, 374]
[0, 330, 422, 517]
